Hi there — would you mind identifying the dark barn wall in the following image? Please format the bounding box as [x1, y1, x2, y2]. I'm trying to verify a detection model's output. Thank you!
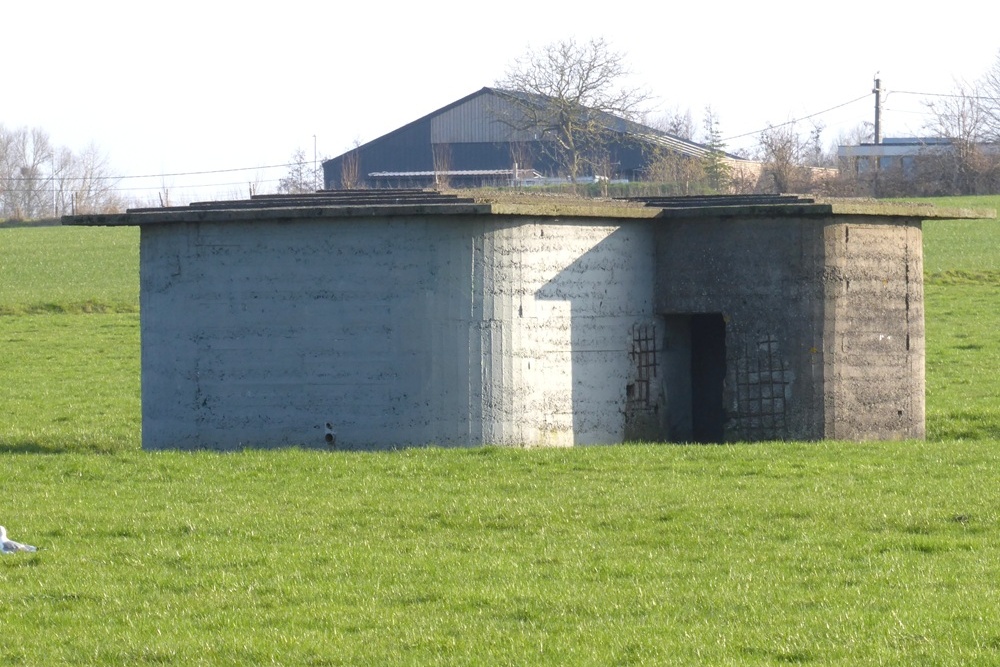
[324, 138, 653, 189]
[322, 88, 670, 188]
[323, 118, 434, 189]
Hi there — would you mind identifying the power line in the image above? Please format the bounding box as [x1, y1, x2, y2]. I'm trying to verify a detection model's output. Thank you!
[114, 161, 297, 180]
[717, 84, 990, 144]
[723, 94, 874, 143]
[0, 160, 308, 183]
[114, 177, 285, 192]
[890, 89, 999, 100]
[0, 180, 281, 197]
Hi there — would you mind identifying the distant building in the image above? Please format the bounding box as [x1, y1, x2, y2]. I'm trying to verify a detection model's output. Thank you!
[837, 137, 954, 177]
[322, 87, 758, 190]
[838, 137, 1000, 195]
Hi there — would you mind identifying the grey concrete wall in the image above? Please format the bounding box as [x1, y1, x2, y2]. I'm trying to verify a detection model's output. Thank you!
[140, 216, 656, 449]
[138, 210, 924, 449]
[654, 216, 924, 442]
[655, 217, 827, 441]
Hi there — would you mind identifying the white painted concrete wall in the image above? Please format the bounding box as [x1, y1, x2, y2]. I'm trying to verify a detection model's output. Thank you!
[140, 215, 655, 449]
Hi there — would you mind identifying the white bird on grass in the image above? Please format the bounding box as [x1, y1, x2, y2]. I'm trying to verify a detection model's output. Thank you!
[0, 526, 37, 553]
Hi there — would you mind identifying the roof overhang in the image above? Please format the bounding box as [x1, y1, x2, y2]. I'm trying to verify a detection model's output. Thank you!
[62, 191, 996, 227]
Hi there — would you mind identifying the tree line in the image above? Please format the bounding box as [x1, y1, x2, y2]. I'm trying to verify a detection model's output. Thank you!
[0, 125, 124, 221]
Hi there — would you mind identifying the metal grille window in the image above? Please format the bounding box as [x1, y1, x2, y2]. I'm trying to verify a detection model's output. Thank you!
[734, 335, 789, 439]
[629, 324, 658, 407]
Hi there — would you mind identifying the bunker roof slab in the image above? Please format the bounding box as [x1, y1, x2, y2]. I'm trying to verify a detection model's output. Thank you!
[62, 191, 995, 226]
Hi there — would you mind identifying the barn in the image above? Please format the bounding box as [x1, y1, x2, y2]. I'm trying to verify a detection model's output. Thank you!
[65, 191, 988, 450]
[321, 87, 756, 189]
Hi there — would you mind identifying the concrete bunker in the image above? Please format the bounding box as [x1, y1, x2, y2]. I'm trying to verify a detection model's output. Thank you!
[64, 191, 992, 450]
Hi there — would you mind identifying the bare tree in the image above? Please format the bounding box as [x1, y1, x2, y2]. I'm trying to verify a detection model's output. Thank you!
[494, 37, 649, 182]
[58, 143, 125, 214]
[925, 79, 990, 144]
[0, 126, 52, 219]
[807, 121, 830, 168]
[0, 125, 123, 220]
[980, 50, 1000, 140]
[640, 106, 734, 194]
[277, 149, 317, 194]
[340, 141, 362, 190]
[643, 144, 706, 194]
[508, 140, 535, 181]
[432, 143, 452, 189]
[756, 122, 810, 193]
[923, 79, 1000, 194]
[647, 107, 696, 140]
[836, 122, 875, 148]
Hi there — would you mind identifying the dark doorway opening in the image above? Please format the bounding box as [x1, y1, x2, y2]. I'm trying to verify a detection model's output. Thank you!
[662, 313, 727, 443]
[690, 314, 727, 442]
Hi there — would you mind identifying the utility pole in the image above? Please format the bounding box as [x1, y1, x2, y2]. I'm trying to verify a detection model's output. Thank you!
[313, 135, 318, 191]
[872, 76, 883, 145]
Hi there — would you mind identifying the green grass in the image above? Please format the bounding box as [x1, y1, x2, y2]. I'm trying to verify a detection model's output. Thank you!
[917, 195, 1000, 284]
[1, 200, 999, 664]
[0, 225, 138, 314]
[4, 443, 1000, 664]
[925, 284, 1000, 441]
[919, 195, 1000, 441]
[0, 313, 139, 453]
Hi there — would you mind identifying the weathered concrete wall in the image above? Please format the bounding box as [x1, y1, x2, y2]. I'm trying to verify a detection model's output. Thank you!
[822, 219, 924, 439]
[654, 216, 924, 441]
[656, 218, 827, 441]
[137, 206, 924, 449]
[140, 216, 655, 449]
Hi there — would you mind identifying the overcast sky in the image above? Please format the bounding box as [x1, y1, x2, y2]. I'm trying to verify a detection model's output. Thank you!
[6, 1, 998, 204]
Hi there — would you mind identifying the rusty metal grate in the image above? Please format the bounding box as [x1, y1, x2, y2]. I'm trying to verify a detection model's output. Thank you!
[629, 324, 658, 407]
[733, 335, 789, 439]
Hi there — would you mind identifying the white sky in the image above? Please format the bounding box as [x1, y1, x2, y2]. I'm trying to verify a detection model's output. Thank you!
[6, 1, 998, 204]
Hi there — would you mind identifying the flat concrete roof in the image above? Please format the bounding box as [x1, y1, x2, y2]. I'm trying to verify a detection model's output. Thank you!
[62, 191, 996, 226]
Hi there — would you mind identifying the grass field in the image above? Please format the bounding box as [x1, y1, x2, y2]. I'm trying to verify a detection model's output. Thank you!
[922, 195, 1000, 285]
[0, 225, 138, 315]
[5, 443, 1000, 664]
[1, 198, 999, 664]
[920, 195, 1000, 442]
